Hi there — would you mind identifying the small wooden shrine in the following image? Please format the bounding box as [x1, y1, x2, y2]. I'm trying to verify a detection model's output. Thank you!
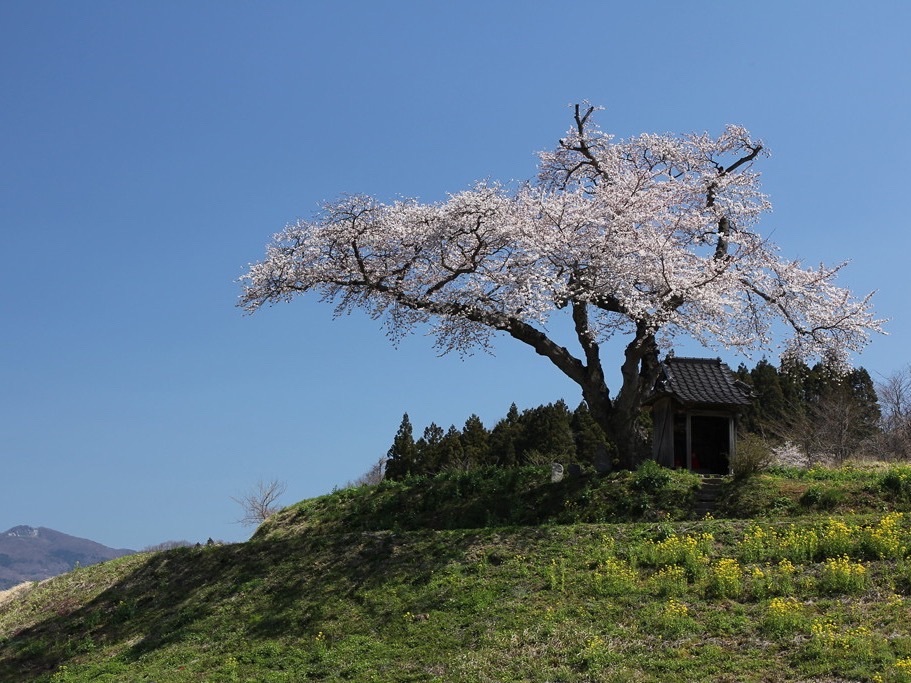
[646, 357, 754, 474]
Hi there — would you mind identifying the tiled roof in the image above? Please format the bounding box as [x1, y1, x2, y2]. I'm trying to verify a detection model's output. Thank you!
[652, 357, 753, 406]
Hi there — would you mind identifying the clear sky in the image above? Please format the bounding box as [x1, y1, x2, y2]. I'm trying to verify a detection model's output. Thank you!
[2, 1, 909, 550]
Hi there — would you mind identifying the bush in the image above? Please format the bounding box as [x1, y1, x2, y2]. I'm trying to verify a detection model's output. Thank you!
[731, 433, 774, 478]
[731, 434, 775, 477]
[880, 466, 911, 500]
[633, 459, 672, 492]
[800, 485, 845, 510]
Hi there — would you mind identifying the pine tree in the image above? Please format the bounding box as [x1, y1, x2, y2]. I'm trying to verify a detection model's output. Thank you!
[846, 367, 882, 437]
[414, 422, 445, 475]
[488, 403, 522, 467]
[461, 414, 490, 468]
[384, 413, 417, 481]
[572, 402, 611, 466]
[438, 425, 466, 471]
[515, 400, 575, 464]
[745, 358, 787, 436]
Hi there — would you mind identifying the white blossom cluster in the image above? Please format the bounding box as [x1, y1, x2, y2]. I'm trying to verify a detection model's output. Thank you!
[240, 107, 882, 367]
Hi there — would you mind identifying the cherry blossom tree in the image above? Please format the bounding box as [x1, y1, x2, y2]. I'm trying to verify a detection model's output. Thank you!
[240, 104, 882, 468]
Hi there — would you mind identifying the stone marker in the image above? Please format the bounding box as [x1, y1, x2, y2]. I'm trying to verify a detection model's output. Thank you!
[551, 462, 564, 483]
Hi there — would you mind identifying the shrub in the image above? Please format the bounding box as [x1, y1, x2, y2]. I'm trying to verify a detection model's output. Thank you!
[633, 459, 672, 492]
[800, 484, 846, 510]
[880, 466, 911, 500]
[731, 433, 774, 478]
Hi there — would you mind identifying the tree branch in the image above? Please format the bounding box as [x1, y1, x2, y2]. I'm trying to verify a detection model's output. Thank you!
[708, 144, 763, 259]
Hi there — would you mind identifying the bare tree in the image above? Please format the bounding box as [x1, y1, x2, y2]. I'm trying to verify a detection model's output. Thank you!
[875, 366, 911, 459]
[770, 376, 880, 464]
[803, 391, 877, 463]
[232, 479, 288, 527]
[344, 457, 386, 488]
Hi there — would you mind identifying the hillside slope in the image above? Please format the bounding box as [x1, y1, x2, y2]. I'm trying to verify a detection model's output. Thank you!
[0, 526, 134, 591]
[3, 465, 911, 682]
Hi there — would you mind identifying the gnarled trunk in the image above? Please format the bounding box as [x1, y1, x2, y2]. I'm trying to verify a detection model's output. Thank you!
[501, 301, 661, 470]
[585, 328, 660, 470]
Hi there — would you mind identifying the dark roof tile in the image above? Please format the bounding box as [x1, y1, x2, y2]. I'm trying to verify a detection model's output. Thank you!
[652, 357, 753, 406]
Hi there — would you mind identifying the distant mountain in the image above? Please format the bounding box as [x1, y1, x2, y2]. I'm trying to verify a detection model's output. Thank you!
[0, 526, 134, 590]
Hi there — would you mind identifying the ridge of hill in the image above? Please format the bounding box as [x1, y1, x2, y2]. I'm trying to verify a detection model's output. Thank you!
[3, 464, 911, 682]
[0, 526, 134, 591]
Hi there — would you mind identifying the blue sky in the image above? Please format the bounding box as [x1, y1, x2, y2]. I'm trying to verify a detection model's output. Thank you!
[2, 1, 909, 550]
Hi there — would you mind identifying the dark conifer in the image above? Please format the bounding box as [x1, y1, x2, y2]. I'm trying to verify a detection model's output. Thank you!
[438, 425, 466, 471]
[461, 414, 490, 467]
[747, 358, 787, 435]
[414, 422, 445, 475]
[488, 403, 522, 467]
[516, 400, 575, 463]
[384, 413, 417, 481]
[572, 402, 610, 466]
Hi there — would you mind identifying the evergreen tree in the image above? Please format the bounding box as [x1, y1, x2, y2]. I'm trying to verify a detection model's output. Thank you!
[777, 358, 813, 446]
[488, 403, 522, 467]
[744, 358, 787, 436]
[742, 358, 883, 461]
[515, 400, 575, 463]
[461, 414, 490, 468]
[438, 425, 466, 471]
[846, 367, 882, 437]
[571, 402, 611, 466]
[779, 357, 811, 408]
[414, 422, 445, 475]
[384, 413, 417, 481]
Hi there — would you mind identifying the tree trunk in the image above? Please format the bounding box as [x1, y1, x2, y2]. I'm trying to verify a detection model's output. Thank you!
[577, 367, 655, 471]
[500, 309, 660, 470]
[606, 328, 661, 469]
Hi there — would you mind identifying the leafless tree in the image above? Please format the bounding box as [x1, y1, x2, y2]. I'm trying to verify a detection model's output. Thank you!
[344, 457, 386, 488]
[806, 392, 873, 463]
[875, 366, 911, 459]
[232, 479, 288, 527]
[770, 392, 878, 464]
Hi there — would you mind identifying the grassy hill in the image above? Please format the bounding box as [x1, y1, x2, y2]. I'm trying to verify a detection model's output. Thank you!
[4, 464, 911, 682]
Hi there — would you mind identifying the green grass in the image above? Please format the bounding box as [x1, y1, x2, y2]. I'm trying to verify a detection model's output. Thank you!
[4, 463, 911, 682]
[258, 464, 702, 538]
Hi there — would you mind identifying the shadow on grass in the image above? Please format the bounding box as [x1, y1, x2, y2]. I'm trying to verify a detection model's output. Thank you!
[265, 466, 701, 538]
[0, 466, 707, 679]
[0, 529, 470, 680]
